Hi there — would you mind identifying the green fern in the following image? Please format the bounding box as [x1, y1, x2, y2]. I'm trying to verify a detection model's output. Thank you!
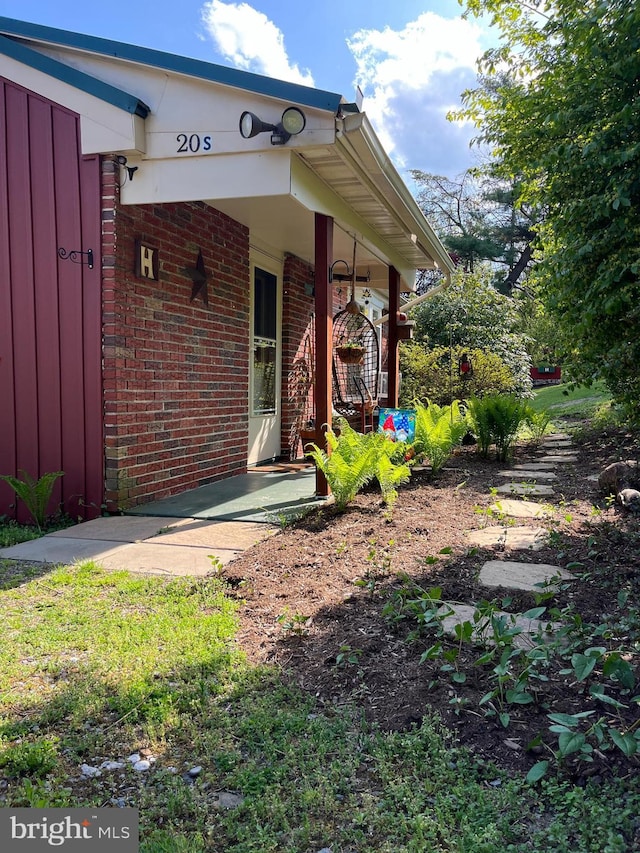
[413, 400, 468, 472]
[306, 419, 411, 511]
[466, 395, 531, 462]
[0, 470, 64, 530]
[305, 420, 378, 510]
[466, 397, 493, 458]
[375, 450, 411, 507]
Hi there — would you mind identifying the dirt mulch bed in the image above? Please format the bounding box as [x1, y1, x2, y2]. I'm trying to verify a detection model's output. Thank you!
[228, 422, 640, 781]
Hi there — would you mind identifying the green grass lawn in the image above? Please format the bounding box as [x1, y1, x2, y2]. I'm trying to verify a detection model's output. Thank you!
[1, 560, 638, 851]
[531, 381, 612, 419]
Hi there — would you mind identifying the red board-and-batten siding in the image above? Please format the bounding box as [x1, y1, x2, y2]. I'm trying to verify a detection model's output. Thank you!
[0, 77, 103, 522]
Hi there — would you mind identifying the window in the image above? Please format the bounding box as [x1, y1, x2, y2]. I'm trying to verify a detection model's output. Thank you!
[252, 267, 277, 415]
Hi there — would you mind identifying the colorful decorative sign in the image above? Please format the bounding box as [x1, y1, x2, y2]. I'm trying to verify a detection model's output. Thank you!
[378, 408, 416, 442]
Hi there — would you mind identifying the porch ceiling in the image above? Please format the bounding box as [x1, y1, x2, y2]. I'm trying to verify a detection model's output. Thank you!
[210, 193, 392, 289]
[210, 122, 451, 292]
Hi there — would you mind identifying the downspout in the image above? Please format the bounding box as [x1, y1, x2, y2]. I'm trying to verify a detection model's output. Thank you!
[373, 275, 449, 328]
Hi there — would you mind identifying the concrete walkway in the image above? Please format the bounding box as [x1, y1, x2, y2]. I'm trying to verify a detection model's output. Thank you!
[0, 516, 278, 576]
[0, 464, 325, 575]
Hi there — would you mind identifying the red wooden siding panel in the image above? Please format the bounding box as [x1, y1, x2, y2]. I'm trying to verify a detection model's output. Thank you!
[53, 106, 87, 519]
[6, 84, 39, 507]
[0, 81, 17, 513]
[30, 94, 63, 510]
[0, 78, 103, 521]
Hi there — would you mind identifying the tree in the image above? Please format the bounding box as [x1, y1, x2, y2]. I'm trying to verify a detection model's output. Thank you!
[408, 267, 533, 395]
[456, 0, 640, 416]
[410, 166, 538, 292]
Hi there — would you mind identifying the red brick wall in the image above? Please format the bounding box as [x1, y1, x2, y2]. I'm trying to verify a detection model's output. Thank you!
[101, 157, 250, 510]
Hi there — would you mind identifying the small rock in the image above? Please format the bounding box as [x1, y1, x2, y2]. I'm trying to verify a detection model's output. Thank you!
[598, 461, 638, 494]
[80, 764, 101, 778]
[187, 766, 202, 778]
[127, 753, 141, 764]
[133, 759, 152, 772]
[214, 791, 244, 809]
[617, 488, 640, 509]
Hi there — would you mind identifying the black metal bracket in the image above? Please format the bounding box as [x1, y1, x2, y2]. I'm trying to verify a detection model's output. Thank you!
[58, 247, 94, 269]
[329, 259, 371, 283]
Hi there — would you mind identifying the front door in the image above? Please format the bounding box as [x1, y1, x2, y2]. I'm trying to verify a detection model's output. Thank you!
[248, 258, 282, 464]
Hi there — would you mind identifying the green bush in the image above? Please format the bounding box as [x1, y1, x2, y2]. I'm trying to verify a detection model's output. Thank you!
[466, 394, 532, 462]
[399, 345, 518, 407]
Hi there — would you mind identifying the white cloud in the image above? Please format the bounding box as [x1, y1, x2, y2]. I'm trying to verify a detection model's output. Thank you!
[347, 12, 486, 175]
[201, 0, 315, 86]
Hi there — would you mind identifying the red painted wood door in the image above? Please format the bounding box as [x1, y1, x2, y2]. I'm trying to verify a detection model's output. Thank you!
[0, 78, 103, 522]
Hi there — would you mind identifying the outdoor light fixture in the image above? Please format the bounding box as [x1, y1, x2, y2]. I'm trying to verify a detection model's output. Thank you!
[239, 106, 306, 145]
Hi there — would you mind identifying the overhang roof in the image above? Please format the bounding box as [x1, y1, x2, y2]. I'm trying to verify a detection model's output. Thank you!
[0, 16, 454, 288]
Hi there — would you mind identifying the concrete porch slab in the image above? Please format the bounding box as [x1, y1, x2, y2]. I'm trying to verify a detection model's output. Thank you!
[0, 537, 126, 565]
[95, 542, 240, 576]
[46, 516, 186, 542]
[147, 519, 276, 549]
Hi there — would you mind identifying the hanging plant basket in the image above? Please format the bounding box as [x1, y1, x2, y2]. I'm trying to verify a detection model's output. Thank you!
[336, 345, 365, 364]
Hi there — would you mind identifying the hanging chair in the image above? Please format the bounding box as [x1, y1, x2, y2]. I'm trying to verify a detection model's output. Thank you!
[332, 305, 379, 433]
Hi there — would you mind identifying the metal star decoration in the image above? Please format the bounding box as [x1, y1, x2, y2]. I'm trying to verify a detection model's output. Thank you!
[183, 248, 209, 305]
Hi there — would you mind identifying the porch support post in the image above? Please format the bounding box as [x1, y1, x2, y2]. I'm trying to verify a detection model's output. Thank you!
[314, 212, 333, 496]
[386, 265, 400, 407]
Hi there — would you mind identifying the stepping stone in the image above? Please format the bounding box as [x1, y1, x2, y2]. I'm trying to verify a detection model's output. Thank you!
[496, 483, 555, 496]
[467, 526, 549, 551]
[541, 440, 573, 449]
[545, 433, 571, 441]
[479, 559, 576, 592]
[511, 462, 557, 470]
[498, 469, 557, 480]
[437, 602, 557, 650]
[488, 499, 553, 519]
[537, 454, 578, 463]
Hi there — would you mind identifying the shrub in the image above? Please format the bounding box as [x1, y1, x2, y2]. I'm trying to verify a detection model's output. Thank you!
[399, 345, 519, 407]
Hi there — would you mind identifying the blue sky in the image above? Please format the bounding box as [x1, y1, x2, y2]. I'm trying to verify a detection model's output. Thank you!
[0, 0, 494, 179]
